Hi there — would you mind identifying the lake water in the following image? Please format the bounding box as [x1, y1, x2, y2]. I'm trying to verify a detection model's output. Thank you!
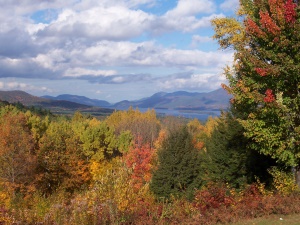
[149, 108, 221, 121]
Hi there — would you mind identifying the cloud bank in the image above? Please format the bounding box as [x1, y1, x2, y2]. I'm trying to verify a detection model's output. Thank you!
[0, 0, 235, 101]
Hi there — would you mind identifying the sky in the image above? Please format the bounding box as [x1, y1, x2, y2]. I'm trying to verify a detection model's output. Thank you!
[0, 0, 238, 103]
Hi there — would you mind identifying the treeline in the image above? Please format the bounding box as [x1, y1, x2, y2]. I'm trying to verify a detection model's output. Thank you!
[0, 103, 299, 224]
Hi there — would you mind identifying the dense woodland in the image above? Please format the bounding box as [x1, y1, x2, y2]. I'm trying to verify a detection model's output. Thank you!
[0, 102, 299, 224]
[2, 0, 300, 224]
[0, 104, 300, 224]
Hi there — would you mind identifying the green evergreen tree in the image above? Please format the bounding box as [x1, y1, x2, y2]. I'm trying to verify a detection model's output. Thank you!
[150, 126, 203, 200]
[204, 113, 247, 187]
[204, 112, 277, 188]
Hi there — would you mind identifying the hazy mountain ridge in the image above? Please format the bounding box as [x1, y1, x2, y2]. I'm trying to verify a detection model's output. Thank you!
[42, 94, 111, 107]
[0, 90, 45, 105]
[0, 90, 113, 116]
[112, 88, 231, 110]
[0, 90, 88, 108]
[0, 88, 231, 112]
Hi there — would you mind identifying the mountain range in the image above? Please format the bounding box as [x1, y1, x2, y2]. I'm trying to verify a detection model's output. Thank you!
[0, 90, 114, 117]
[42, 94, 111, 107]
[111, 88, 230, 110]
[0, 88, 231, 113]
[0, 90, 90, 109]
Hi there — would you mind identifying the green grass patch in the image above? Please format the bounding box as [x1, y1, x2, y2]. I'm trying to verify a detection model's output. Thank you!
[229, 214, 300, 225]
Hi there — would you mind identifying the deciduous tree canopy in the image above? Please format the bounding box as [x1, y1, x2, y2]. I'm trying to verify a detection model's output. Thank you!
[212, 0, 300, 174]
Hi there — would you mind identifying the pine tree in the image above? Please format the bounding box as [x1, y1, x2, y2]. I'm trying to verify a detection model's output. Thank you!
[204, 113, 248, 187]
[204, 112, 276, 187]
[150, 126, 203, 200]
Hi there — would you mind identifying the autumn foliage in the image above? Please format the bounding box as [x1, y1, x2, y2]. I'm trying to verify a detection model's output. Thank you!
[3, 1, 300, 218]
[125, 140, 155, 190]
[213, 0, 300, 175]
[0, 98, 299, 224]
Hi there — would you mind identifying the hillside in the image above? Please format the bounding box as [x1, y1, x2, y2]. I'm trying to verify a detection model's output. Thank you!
[0, 88, 231, 114]
[0, 90, 89, 108]
[0, 90, 114, 116]
[0, 90, 45, 105]
[42, 94, 111, 107]
[113, 88, 231, 110]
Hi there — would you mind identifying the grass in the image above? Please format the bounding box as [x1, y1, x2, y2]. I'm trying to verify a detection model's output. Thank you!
[229, 214, 300, 225]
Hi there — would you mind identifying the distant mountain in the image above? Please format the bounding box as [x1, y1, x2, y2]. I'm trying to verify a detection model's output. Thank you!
[0, 88, 231, 114]
[0, 90, 45, 105]
[0, 90, 107, 111]
[42, 94, 111, 107]
[112, 88, 231, 111]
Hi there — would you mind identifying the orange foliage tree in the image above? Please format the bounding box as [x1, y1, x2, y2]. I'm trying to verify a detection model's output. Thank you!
[0, 111, 36, 196]
[125, 138, 155, 190]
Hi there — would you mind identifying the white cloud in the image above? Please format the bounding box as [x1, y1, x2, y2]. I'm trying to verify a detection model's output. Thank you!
[7, 82, 27, 89]
[0, 81, 53, 92]
[0, 0, 74, 15]
[121, 0, 157, 8]
[30, 0, 220, 42]
[192, 35, 212, 43]
[160, 48, 233, 69]
[0, 28, 42, 58]
[73, 41, 233, 69]
[0, 0, 234, 100]
[112, 76, 126, 83]
[190, 35, 213, 48]
[0, 38, 232, 80]
[153, 12, 224, 34]
[74, 0, 157, 9]
[148, 0, 222, 34]
[0, 0, 224, 65]
[157, 73, 226, 91]
[0, 57, 58, 79]
[165, 0, 215, 17]
[63, 68, 117, 77]
[37, 6, 154, 41]
[220, 0, 239, 12]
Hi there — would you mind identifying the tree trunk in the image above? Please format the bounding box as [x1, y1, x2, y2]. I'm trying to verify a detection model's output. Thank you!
[294, 166, 300, 188]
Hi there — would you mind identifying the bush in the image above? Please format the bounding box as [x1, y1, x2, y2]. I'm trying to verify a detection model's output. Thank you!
[268, 167, 298, 195]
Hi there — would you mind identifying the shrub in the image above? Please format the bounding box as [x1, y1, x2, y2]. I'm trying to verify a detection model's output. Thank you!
[268, 167, 298, 195]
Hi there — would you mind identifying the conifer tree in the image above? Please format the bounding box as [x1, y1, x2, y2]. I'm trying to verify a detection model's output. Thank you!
[204, 113, 248, 187]
[204, 112, 277, 187]
[150, 126, 203, 199]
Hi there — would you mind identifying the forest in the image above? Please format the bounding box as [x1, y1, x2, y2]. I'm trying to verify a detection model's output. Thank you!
[2, 0, 300, 224]
[0, 101, 299, 225]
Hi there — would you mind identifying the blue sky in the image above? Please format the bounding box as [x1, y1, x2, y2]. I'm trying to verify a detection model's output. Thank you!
[0, 0, 238, 103]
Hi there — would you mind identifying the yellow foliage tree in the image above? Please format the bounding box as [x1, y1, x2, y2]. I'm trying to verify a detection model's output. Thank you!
[89, 158, 137, 216]
[105, 107, 160, 148]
